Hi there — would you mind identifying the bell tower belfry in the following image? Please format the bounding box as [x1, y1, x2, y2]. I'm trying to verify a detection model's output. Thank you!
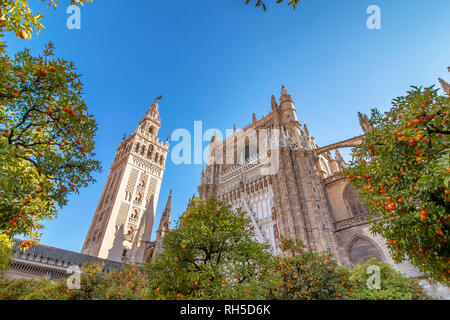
[81, 97, 169, 263]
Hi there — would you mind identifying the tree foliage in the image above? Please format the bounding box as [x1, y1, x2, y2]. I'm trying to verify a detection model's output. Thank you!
[145, 197, 273, 300]
[345, 85, 449, 284]
[0, 233, 12, 273]
[344, 258, 429, 300]
[0, 263, 146, 300]
[0, 0, 93, 53]
[269, 238, 349, 300]
[245, 0, 301, 12]
[0, 43, 101, 245]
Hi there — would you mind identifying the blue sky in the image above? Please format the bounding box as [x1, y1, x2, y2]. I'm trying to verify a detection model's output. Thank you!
[5, 0, 449, 252]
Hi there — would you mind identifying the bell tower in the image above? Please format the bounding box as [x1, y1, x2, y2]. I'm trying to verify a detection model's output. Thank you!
[81, 97, 169, 263]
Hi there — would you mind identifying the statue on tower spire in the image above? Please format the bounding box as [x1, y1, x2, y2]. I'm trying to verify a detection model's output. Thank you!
[146, 95, 163, 121]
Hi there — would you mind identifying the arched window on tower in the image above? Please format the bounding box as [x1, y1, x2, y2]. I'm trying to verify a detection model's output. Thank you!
[135, 143, 140, 153]
[147, 145, 154, 159]
[159, 155, 165, 165]
[149, 126, 154, 135]
[135, 192, 143, 204]
[344, 184, 368, 216]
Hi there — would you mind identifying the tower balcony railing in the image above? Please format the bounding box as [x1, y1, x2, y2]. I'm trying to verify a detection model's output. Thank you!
[133, 200, 142, 206]
[128, 217, 138, 224]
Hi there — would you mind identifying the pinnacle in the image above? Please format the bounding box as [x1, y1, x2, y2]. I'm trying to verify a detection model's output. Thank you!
[280, 85, 293, 103]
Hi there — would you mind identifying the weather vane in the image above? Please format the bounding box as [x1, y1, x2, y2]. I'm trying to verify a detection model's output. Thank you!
[155, 95, 163, 103]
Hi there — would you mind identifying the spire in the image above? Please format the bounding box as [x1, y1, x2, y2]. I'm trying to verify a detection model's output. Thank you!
[358, 112, 373, 134]
[158, 190, 172, 234]
[271, 95, 278, 111]
[252, 113, 257, 122]
[303, 124, 309, 136]
[211, 130, 218, 143]
[439, 78, 450, 96]
[280, 85, 293, 104]
[335, 149, 344, 162]
[201, 167, 205, 184]
[154, 190, 172, 256]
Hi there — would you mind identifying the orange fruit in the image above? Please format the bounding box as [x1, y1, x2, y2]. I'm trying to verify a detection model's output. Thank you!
[18, 30, 28, 39]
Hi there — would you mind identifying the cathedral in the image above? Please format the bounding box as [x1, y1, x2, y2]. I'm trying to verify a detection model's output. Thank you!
[198, 86, 386, 267]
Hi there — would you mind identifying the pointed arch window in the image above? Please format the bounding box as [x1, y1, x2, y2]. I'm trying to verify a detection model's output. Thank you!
[347, 236, 384, 265]
[344, 184, 368, 216]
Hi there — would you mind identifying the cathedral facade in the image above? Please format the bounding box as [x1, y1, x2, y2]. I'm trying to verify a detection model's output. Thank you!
[198, 86, 393, 268]
[81, 98, 171, 264]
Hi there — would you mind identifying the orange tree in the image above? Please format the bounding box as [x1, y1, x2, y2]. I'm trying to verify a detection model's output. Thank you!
[145, 197, 273, 300]
[0, 0, 93, 53]
[344, 85, 449, 284]
[0, 43, 101, 246]
[0, 263, 146, 300]
[269, 239, 349, 300]
[69, 263, 146, 300]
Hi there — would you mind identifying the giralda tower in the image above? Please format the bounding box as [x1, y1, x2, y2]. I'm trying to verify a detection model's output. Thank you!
[82, 98, 169, 263]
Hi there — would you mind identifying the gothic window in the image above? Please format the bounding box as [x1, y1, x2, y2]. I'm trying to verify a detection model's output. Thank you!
[149, 126, 154, 135]
[154, 153, 159, 162]
[347, 236, 384, 265]
[139, 179, 146, 188]
[127, 226, 135, 235]
[159, 156, 164, 165]
[344, 184, 368, 216]
[244, 145, 250, 161]
[135, 192, 143, 202]
[141, 145, 146, 155]
[135, 143, 140, 153]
